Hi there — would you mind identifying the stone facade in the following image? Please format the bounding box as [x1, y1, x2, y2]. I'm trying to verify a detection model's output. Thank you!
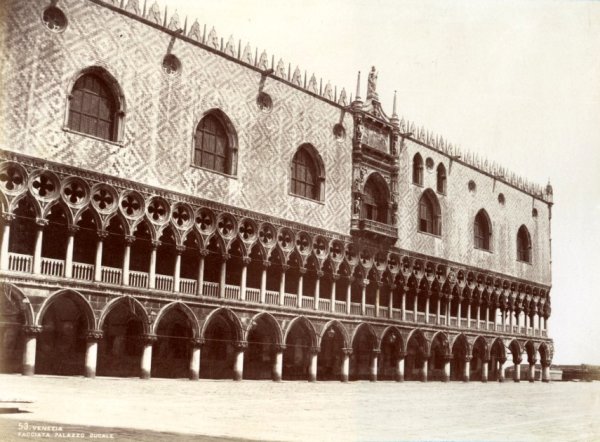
[0, 0, 553, 383]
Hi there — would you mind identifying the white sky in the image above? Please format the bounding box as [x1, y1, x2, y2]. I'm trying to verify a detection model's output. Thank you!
[165, 0, 600, 364]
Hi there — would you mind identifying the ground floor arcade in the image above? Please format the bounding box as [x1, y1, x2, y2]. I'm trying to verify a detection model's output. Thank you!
[0, 284, 553, 383]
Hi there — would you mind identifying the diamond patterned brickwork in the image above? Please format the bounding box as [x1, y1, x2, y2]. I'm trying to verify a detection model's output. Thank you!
[397, 139, 551, 286]
[0, 0, 353, 235]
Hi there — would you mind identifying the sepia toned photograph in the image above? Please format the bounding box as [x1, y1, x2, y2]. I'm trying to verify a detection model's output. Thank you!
[0, 0, 599, 441]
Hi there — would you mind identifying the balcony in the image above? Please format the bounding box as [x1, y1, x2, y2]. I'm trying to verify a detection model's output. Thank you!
[2, 251, 550, 338]
[350, 218, 398, 243]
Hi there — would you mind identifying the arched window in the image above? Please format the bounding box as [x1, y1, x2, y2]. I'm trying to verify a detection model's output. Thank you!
[412, 153, 423, 185]
[418, 190, 441, 235]
[436, 163, 447, 194]
[194, 112, 236, 175]
[67, 73, 119, 141]
[362, 174, 389, 224]
[291, 144, 324, 201]
[517, 225, 532, 263]
[474, 209, 492, 251]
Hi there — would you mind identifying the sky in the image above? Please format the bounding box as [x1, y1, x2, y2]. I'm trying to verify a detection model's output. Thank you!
[165, 0, 600, 364]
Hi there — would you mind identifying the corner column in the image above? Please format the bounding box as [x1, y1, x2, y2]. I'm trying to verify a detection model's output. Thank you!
[218, 253, 230, 298]
[308, 347, 319, 382]
[22, 325, 42, 376]
[148, 240, 160, 289]
[94, 231, 108, 282]
[140, 334, 157, 380]
[395, 351, 406, 382]
[32, 219, 47, 274]
[272, 344, 285, 382]
[233, 341, 247, 381]
[196, 250, 207, 295]
[189, 338, 204, 380]
[0, 213, 14, 271]
[341, 348, 352, 382]
[122, 235, 135, 286]
[370, 349, 379, 382]
[85, 330, 103, 378]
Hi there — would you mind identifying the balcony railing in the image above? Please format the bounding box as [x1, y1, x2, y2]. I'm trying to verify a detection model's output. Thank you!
[318, 299, 330, 311]
[302, 297, 315, 310]
[246, 288, 261, 303]
[8, 253, 32, 273]
[41, 258, 64, 277]
[203, 281, 219, 297]
[335, 301, 346, 314]
[180, 278, 196, 295]
[351, 218, 398, 242]
[72, 262, 94, 281]
[155, 274, 174, 292]
[224, 284, 240, 300]
[283, 293, 297, 307]
[265, 290, 279, 305]
[101, 266, 122, 285]
[130, 271, 148, 289]
[1, 253, 548, 338]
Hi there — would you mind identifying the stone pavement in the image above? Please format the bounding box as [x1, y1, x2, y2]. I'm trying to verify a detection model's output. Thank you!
[0, 374, 598, 441]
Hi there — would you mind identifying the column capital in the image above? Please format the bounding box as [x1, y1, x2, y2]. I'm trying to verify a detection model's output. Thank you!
[1, 213, 15, 223]
[141, 334, 158, 345]
[97, 230, 109, 240]
[528, 357, 538, 365]
[342, 348, 353, 356]
[67, 225, 80, 235]
[199, 249, 210, 257]
[35, 218, 48, 227]
[124, 235, 136, 245]
[397, 351, 407, 360]
[331, 273, 340, 281]
[22, 325, 43, 336]
[513, 356, 523, 365]
[272, 343, 287, 353]
[281, 264, 290, 273]
[309, 346, 321, 355]
[151, 240, 161, 249]
[498, 357, 507, 364]
[541, 358, 552, 368]
[261, 260, 271, 269]
[464, 355, 472, 363]
[190, 337, 205, 348]
[361, 278, 370, 287]
[233, 340, 248, 351]
[221, 253, 231, 262]
[316, 271, 324, 279]
[298, 267, 307, 275]
[389, 284, 397, 291]
[371, 349, 381, 355]
[242, 256, 252, 266]
[175, 245, 187, 254]
[346, 276, 355, 283]
[86, 330, 104, 341]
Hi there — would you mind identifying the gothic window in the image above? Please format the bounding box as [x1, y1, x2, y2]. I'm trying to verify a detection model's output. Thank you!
[418, 189, 441, 235]
[474, 209, 492, 251]
[362, 174, 389, 224]
[412, 153, 424, 185]
[67, 73, 119, 141]
[291, 144, 324, 201]
[194, 113, 236, 175]
[436, 163, 447, 194]
[517, 225, 532, 263]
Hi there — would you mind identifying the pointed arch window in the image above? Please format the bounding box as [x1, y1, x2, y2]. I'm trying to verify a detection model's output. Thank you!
[362, 174, 389, 224]
[291, 144, 324, 201]
[517, 225, 532, 263]
[67, 73, 120, 141]
[412, 153, 424, 185]
[474, 209, 492, 251]
[418, 190, 441, 236]
[193, 112, 237, 175]
[436, 163, 447, 194]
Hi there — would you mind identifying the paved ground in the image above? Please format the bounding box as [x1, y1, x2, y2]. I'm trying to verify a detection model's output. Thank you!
[0, 374, 598, 441]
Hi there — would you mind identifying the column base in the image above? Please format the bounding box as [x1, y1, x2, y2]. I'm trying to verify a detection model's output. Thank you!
[498, 377, 505, 383]
[233, 371, 243, 381]
[140, 371, 151, 380]
[189, 371, 199, 381]
[542, 379, 550, 383]
[513, 379, 520, 383]
[529, 379, 535, 383]
[308, 374, 317, 383]
[85, 367, 96, 378]
[395, 374, 404, 382]
[22, 365, 34, 376]
[272, 374, 282, 382]
[369, 374, 377, 382]
[481, 378, 488, 383]
[340, 374, 349, 383]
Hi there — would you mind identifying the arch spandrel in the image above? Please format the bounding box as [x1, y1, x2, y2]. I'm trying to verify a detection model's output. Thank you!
[282, 316, 318, 348]
[151, 301, 200, 338]
[98, 295, 150, 334]
[35, 289, 97, 331]
[244, 311, 283, 345]
[317, 319, 350, 348]
[199, 307, 244, 343]
[0, 283, 35, 327]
